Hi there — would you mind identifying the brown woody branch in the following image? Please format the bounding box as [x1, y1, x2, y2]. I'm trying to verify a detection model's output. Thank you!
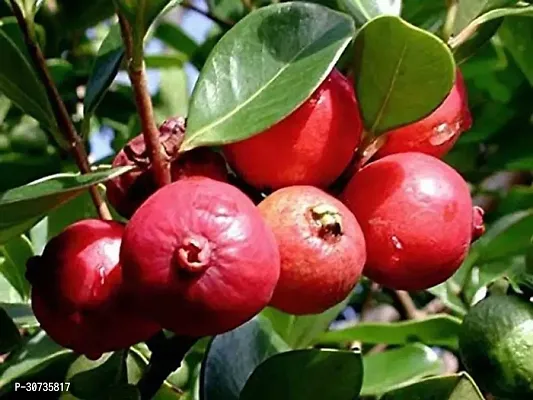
[9, 0, 112, 220]
[117, 14, 171, 188]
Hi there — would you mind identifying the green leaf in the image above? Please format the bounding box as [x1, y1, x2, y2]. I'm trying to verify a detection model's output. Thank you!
[499, 16, 533, 86]
[207, 0, 244, 24]
[453, 0, 519, 36]
[261, 300, 347, 349]
[381, 372, 484, 400]
[0, 234, 32, 301]
[84, 23, 124, 116]
[154, 66, 189, 121]
[475, 210, 533, 263]
[182, 2, 355, 151]
[361, 344, 444, 396]
[201, 316, 289, 400]
[0, 166, 133, 245]
[340, 0, 401, 25]
[1, 302, 37, 327]
[0, 307, 21, 353]
[0, 20, 57, 134]
[0, 274, 24, 304]
[66, 352, 127, 399]
[0, 330, 74, 393]
[47, 59, 75, 88]
[240, 348, 363, 400]
[401, 0, 447, 32]
[353, 15, 455, 134]
[428, 281, 468, 317]
[145, 54, 186, 69]
[317, 314, 462, 350]
[154, 22, 199, 61]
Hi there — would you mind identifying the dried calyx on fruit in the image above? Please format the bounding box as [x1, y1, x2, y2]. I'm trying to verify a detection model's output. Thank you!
[372, 70, 472, 160]
[119, 177, 281, 337]
[258, 186, 366, 315]
[223, 69, 363, 191]
[106, 117, 228, 218]
[27, 220, 159, 360]
[341, 152, 484, 291]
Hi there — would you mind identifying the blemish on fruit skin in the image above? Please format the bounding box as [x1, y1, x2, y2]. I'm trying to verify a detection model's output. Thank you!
[444, 202, 458, 222]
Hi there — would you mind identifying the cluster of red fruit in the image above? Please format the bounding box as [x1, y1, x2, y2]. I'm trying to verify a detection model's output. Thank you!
[27, 68, 484, 359]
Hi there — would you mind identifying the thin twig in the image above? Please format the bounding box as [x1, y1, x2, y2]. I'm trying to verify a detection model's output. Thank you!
[181, 1, 234, 29]
[117, 14, 171, 188]
[394, 291, 425, 320]
[9, 0, 111, 220]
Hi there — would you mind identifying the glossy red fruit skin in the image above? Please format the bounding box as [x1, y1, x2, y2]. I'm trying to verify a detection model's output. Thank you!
[340, 153, 476, 291]
[27, 220, 160, 359]
[258, 186, 366, 315]
[106, 120, 228, 219]
[120, 178, 281, 337]
[223, 69, 363, 190]
[374, 70, 472, 160]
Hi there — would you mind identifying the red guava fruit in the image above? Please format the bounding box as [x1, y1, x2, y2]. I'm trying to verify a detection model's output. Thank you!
[27, 219, 160, 360]
[119, 177, 281, 337]
[258, 186, 366, 315]
[223, 69, 363, 190]
[340, 152, 483, 291]
[373, 70, 472, 160]
[106, 117, 228, 219]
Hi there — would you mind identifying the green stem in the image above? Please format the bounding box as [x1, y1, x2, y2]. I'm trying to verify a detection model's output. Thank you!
[443, 0, 459, 44]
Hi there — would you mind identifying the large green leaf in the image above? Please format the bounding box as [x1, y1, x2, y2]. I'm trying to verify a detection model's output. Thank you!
[0, 307, 21, 353]
[0, 275, 24, 304]
[201, 316, 289, 400]
[0, 20, 57, 134]
[0, 234, 32, 301]
[340, 0, 401, 26]
[499, 16, 533, 86]
[182, 2, 355, 151]
[453, 0, 519, 35]
[353, 15, 455, 134]
[381, 372, 484, 400]
[84, 23, 125, 115]
[0, 166, 133, 245]
[240, 348, 363, 400]
[361, 344, 444, 396]
[317, 314, 462, 350]
[261, 299, 347, 349]
[0, 330, 74, 393]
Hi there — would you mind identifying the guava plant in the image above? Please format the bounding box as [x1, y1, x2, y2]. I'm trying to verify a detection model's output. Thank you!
[0, 0, 532, 399]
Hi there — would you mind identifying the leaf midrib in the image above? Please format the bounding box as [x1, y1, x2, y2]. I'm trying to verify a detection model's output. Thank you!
[370, 39, 408, 133]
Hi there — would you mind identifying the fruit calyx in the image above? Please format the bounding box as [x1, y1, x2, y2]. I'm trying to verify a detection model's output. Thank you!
[309, 204, 344, 240]
[472, 206, 486, 242]
[174, 235, 212, 274]
[123, 116, 186, 168]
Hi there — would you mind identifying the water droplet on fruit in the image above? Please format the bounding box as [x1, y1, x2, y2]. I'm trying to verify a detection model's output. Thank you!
[430, 122, 457, 146]
[390, 235, 403, 265]
[391, 235, 403, 250]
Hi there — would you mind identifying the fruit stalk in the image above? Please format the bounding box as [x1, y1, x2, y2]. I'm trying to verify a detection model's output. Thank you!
[117, 13, 171, 188]
[8, 0, 112, 220]
[137, 335, 198, 400]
